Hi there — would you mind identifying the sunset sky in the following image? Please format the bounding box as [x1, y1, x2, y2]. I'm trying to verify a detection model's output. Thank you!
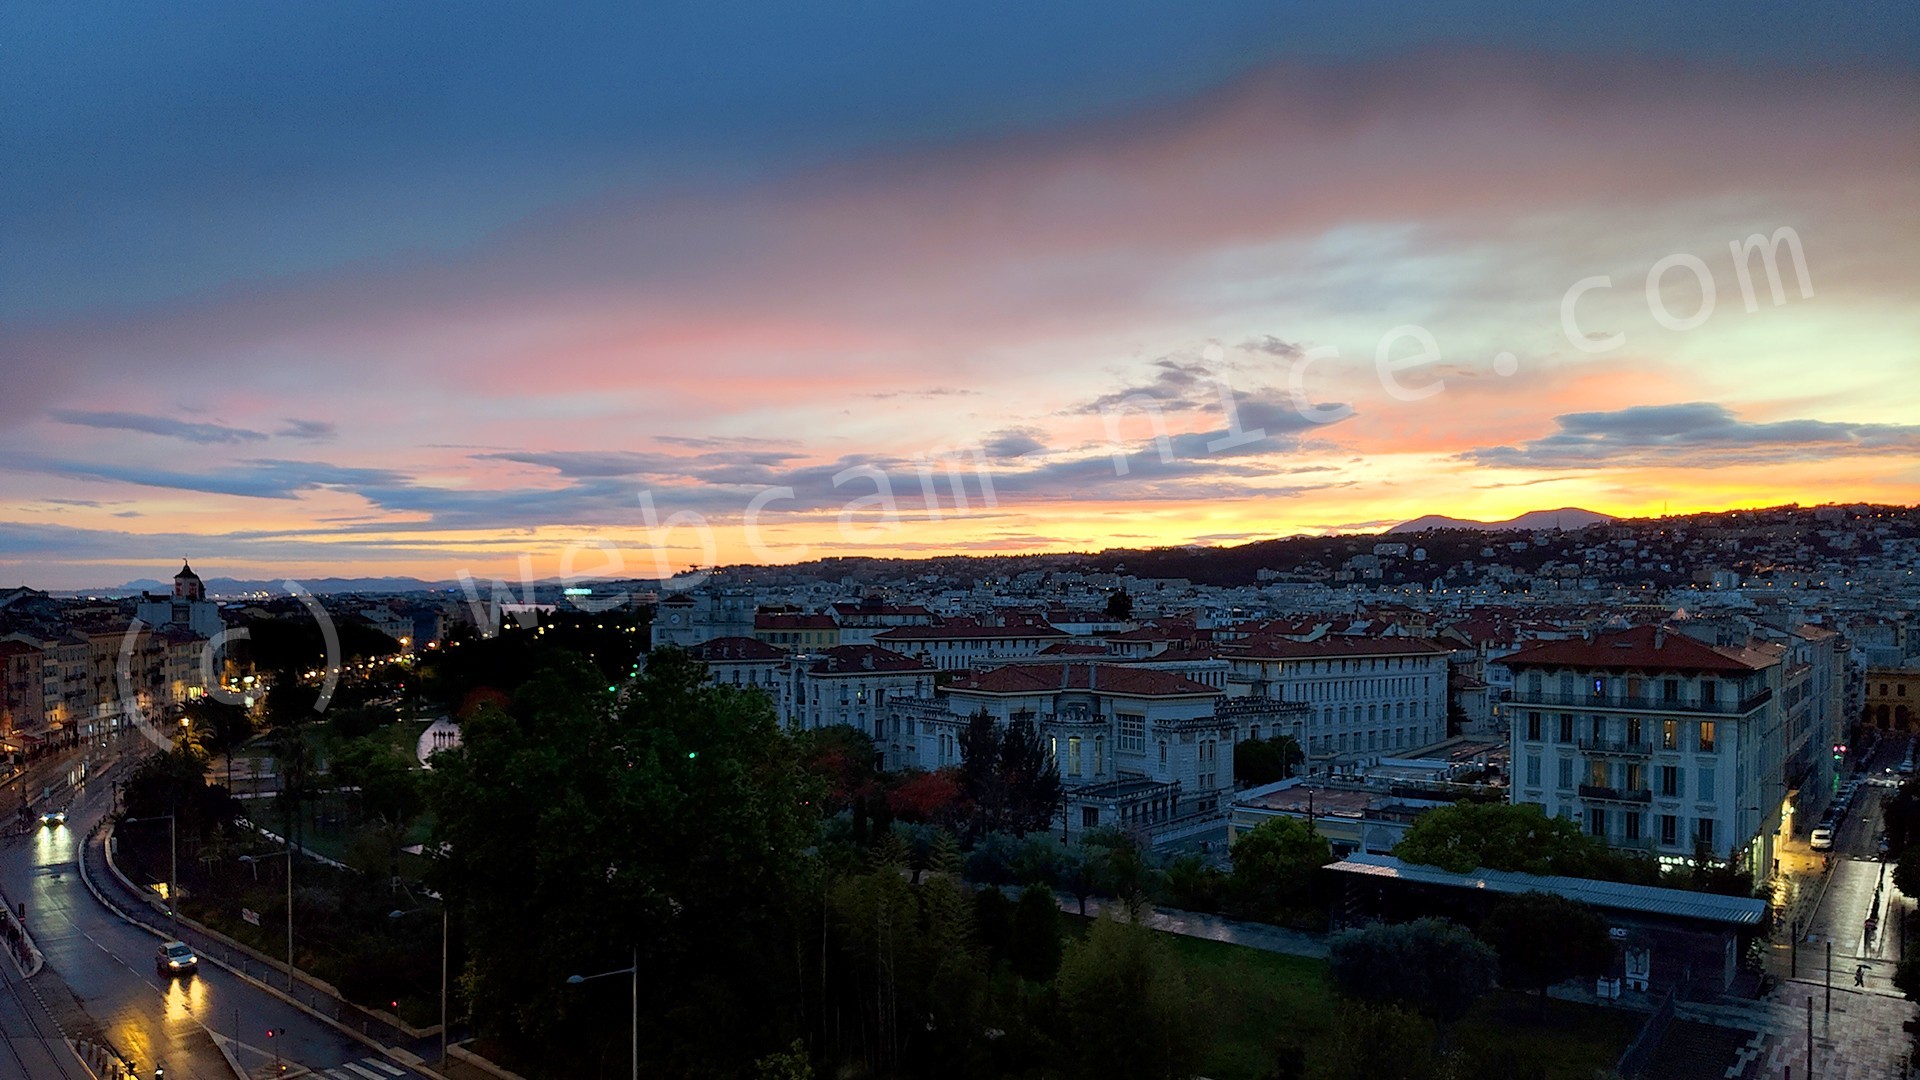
[5, 2, 1918, 589]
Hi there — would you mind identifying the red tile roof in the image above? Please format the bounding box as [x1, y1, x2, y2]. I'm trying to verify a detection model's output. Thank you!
[1501, 625, 1779, 674]
[1226, 636, 1452, 660]
[874, 623, 1066, 641]
[948, 663, 1220, 698]
[803, 645, 932, 675]
[686, 636, 786, 662]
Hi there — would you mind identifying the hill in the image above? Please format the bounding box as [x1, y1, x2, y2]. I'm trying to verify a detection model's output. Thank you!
[1388, 508, 1614, 534]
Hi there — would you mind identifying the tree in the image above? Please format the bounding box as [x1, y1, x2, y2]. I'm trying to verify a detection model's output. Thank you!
[1478, 892, 1612, 1011]
[1056, 918, 1212, 1080]
[1229, 816, 1333, 922]
[1009, 884, 1063, 983]
[1104, 589, 1133, 622]
[1895, 954, 1920, 1003]
[1893, 848, 1920, 902]
[956, 711, 1062, 838]
[1327, 918, 1496, 1047]
[887, 769, 965, 825]
[428, 649, 817, 1074]
[1885, 778, 1920, 854]
[1393, 801, 1609, 876]
[1234, 736, 1304, 787]
[1311, 1004, 1441, 1080]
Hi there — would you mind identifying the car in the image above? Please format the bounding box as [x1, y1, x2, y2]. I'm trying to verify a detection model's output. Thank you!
[38, 809, 66, 827]
[1810, 826, 1835, 851]
[156, 940, 197, 976]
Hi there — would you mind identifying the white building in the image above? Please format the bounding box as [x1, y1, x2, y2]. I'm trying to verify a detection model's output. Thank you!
[683, 636, 787, 697]
[1503, 625, 1786, 878]
[872, 620, 1068, 672]
[780, 644, 936, 742]
[1222, 636, 1452, 769]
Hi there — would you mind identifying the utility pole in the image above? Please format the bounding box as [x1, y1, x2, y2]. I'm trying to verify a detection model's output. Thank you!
[1825, 941, 1832, 1018]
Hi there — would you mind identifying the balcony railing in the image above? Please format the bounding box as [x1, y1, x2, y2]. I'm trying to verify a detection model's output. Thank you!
[1579, 784, 1653, 804]
[1511, 687, 1771, 716]
[1576, 737, 1652, 756]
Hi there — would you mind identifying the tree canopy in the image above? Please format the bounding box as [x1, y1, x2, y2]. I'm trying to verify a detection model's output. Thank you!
[1233, 735, 1303, 787]
[1056, 918, 1212, 1080]
[1393, 801, 1614, 876]
[957, 710, 1062, 838]
[1477, 892, 1612, 1007]
[1327, 917, 1496, 1045]
[1228, 815, 1333, 921]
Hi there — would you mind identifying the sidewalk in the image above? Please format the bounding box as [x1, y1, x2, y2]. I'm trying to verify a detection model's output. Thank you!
[1043, 891, 1329, 958]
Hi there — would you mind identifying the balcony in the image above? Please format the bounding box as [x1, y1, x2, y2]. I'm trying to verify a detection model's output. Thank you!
[1576, 737, 1652, 757]
[1579, 783, 1653, 804]
[1511, 687, 1771, 716]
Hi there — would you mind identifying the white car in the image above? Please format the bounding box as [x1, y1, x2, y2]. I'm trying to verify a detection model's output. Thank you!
[1809, 826, 1835, 851]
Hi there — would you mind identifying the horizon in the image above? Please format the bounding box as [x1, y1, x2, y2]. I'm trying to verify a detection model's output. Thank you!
[6, 4, 1918, 590]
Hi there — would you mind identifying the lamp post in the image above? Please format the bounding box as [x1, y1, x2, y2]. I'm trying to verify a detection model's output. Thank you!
[390, 906, 449, 1070]
[566, 948, 637, 1080]
[123, 813, 177, 927]
[239, 842, 294, 990]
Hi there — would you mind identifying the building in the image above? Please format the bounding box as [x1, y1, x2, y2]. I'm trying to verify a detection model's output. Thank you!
[1324, 854, 1766, 997]
[780, 644, 935, 743]
[1503, 625, 1787, 878]
[1229, 779, 1451, 857]
[1864, 666, 1920, 731]
[684, 637, 788, 698]
[1221, 636, 1452, 769]
[134, 561, 226, 644]
[0, 640, 45, 745]
[753, 612, 840, 651]
[871, 620, 1069, 672]
[889, 661, 1234, 842]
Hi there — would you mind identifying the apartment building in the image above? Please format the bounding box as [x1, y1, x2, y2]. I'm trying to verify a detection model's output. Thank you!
[1504, 625, 1786, 878]
[1221, 636, 1451, 769]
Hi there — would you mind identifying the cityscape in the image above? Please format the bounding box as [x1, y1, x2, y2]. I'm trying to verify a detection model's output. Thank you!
[3, 4, 1918, 1080]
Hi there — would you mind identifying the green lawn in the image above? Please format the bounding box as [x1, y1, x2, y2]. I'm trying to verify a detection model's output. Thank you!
[1142, 932, 1639, 1080]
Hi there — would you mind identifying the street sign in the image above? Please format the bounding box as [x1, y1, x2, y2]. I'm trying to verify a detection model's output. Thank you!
[242, 908, 260, 926]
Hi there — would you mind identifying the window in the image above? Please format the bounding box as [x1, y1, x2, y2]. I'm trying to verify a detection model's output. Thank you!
[1697, 721, 1717, 753]
[1094, 738, 1105, 776]
[1558, 714, 1574, 742]
[1659, 765, 1679, 798]
[1660, 814, 1678, 845]
[1158, 740, 1167, 765]
[1624, 812, 1642, 841]
[1068, 737, 1082, 777]
[1626, 717, 1642, 745]
[1662, 720, 1679, 751]
[1590, 715, 1605, 743]
[1697, 766, 1715, 801]
[1701, 680, 1718, 706]
[1082, 807, 1099, 828]
[1525, 754, 1541, 787]
[1589, 759, 1608, 787]
[1526, 713, 1542, 741]
[1695, 818, 1716, 848]
[1119, 713, 1145, 753]
[1588, 808, 1606, 838]
[1663, 679, 1680, 702]
[1624, 763, 1644, 792]
[1558, 757, 1574, 790]
[1249, 725, 1260, 741]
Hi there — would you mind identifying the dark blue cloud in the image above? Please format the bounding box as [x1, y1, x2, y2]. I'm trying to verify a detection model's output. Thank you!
[49, 409, 267, 444]
[5, 2, 1911, 322]
[1465, 403, 1920, 469]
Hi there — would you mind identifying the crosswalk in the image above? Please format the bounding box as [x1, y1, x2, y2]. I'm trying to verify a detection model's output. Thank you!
[318, 1056, 411, 1079]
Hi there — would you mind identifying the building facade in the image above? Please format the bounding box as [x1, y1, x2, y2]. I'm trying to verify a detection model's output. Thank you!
[1504, 625, 1786, 877]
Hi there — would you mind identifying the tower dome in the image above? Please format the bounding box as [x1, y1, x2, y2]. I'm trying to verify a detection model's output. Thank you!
[173, 559, 205, 601]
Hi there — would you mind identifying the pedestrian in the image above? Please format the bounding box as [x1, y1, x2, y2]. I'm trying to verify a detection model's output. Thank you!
[1856, 964, 1867, 986]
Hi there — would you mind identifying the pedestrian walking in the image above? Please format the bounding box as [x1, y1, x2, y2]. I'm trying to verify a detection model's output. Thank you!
[1855, 964, 1867, 986]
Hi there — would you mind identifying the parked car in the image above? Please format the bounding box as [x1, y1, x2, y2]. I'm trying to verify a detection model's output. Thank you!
[156, 940, 198, 977]
[1810, 826, 1835, 851]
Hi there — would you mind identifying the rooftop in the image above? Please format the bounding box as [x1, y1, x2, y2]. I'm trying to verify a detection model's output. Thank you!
[1502, 624, 1779, 674]
[947, 662, 1220, 698]
[1324, 853, 1767, 927]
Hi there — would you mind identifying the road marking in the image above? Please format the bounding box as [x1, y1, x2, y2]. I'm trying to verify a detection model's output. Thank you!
[364, 1059, 406, 1075]
[325, 1069, 354, 1079]
[341, 1061, 388, 1079]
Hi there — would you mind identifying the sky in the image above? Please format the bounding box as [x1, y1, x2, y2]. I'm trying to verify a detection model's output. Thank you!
[3, 2, 1919, 589]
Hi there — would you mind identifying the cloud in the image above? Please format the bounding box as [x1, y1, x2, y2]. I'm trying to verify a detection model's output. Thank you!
[278, 418, 339, 441]
[1463, 403, 1920, 469]
[1242, 336, 1304, 360]
[0, 453, 412, 500]
[49, 409, 267, 444]
[981, 428, 1047, 459]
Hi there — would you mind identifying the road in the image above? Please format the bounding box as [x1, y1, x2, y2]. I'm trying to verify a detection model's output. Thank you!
[0, 730, 436, 1080]
[1797, 731, 1911, 998]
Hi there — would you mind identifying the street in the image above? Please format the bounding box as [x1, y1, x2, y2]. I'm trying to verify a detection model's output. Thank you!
[0, 730, 436, 1080]
[1779, 731, 1912, 999]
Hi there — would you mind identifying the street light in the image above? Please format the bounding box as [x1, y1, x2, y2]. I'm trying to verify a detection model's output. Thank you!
[565, 948, 637, 1080]
[238, 843, 295, 991]
[390, 906, 450, 1070]
[123, 813, 177, 927]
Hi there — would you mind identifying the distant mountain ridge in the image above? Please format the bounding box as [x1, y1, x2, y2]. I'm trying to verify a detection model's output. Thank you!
[1387, 507, 1615, 534]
